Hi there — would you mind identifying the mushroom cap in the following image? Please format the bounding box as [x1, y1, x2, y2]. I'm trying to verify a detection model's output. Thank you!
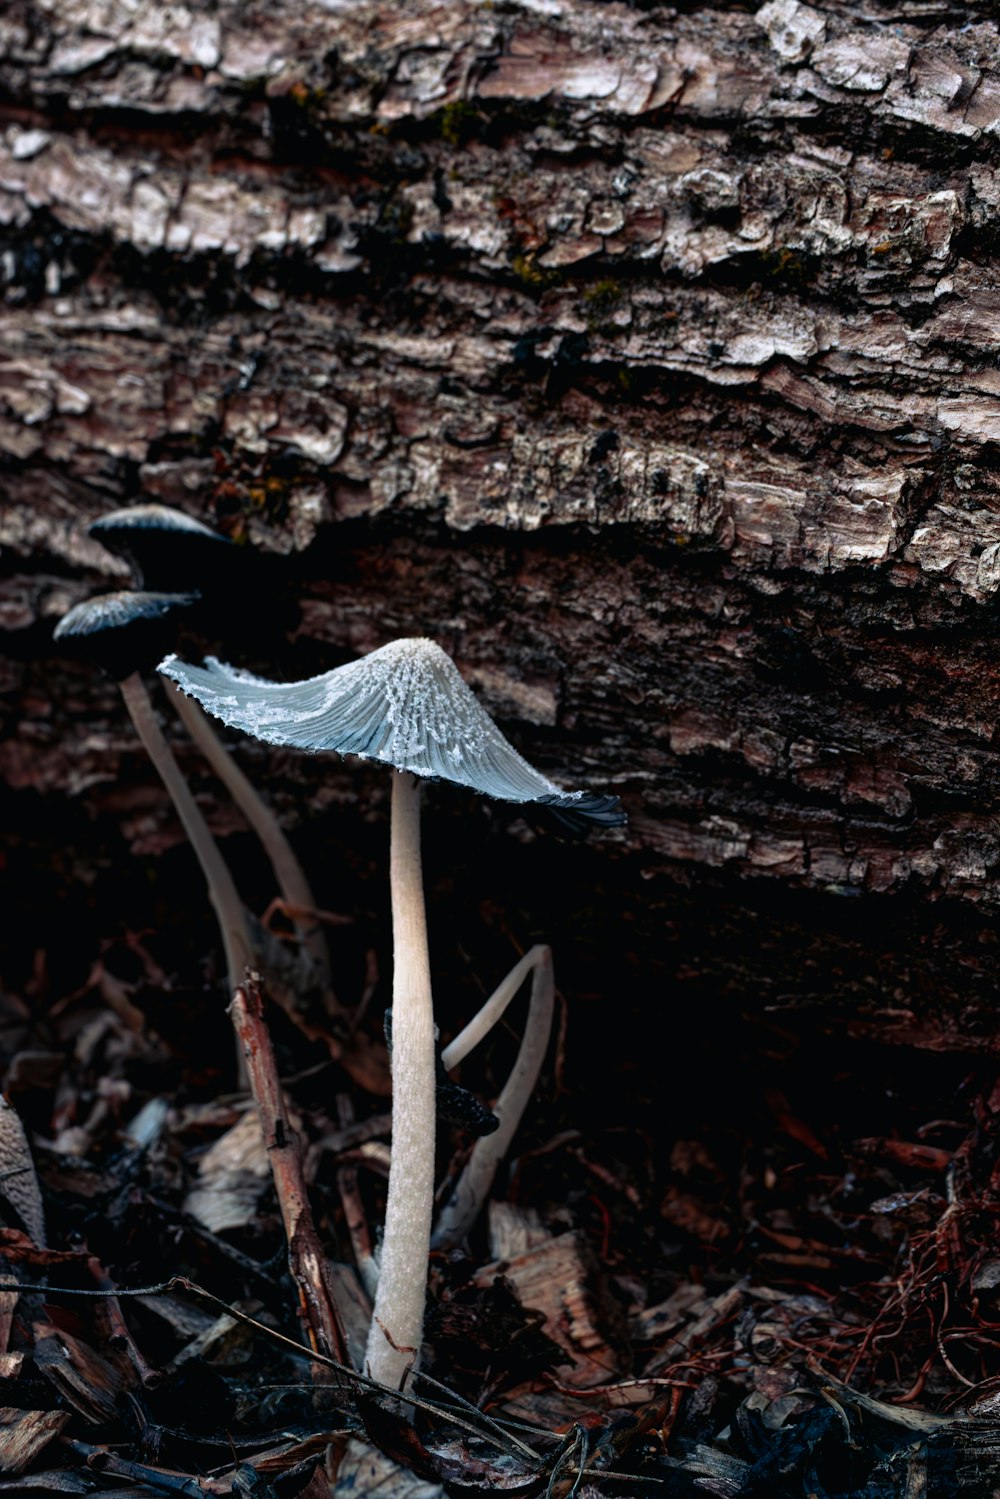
[55, 590, 201, 680]
[55, 590, 201, 639]
[90, 504, 229, 542]
[160, 637, 625, 832]
[88, 503, 297, 644]
[89, 504, 233, 592]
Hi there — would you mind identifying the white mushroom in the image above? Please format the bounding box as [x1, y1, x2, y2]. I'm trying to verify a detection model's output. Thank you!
[159, 636, 625, 1389]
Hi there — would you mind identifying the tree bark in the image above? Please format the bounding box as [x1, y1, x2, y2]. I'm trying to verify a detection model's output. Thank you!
[4, 0, 1000, 1046]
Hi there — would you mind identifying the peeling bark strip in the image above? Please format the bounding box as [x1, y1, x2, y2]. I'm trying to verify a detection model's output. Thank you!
[6, 0, 1000, 923]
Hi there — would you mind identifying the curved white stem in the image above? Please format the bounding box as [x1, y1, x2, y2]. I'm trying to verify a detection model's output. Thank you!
[441, 946, 546, 1070]
[432, 946, 554, 1250]
[364, 773, 436, 1390]
[169, 687, 334, 997]
[119, 673, 255, 997]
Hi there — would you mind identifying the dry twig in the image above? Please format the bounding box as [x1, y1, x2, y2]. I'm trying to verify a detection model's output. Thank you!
[230, 976, 349, 1371]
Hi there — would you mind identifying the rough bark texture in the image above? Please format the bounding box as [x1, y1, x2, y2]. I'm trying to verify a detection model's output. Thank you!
[5, 0, 1000, 1050]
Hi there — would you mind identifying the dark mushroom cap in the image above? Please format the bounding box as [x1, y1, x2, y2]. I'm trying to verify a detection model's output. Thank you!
[160, 637, 625, 833]
[89, 504, 233, 592]
[89, 502, 298, 645]
[55, 590, 200, 681]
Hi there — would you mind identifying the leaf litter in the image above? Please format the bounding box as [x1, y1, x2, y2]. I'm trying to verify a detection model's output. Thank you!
[1, 824, 1000, 1494]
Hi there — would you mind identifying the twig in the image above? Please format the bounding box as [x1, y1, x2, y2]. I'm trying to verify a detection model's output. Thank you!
[0, 1276, 542, 1464]
[87, 1256, 162, 1389]
[63, 1437, 220, 1497]
[333, 1095, 379, 1301]
[546, 1424, 587, 1499]
[142, 1191, 283, 1292]
[230, 977, 349, 1372]
[38, 1279, 663, 1488]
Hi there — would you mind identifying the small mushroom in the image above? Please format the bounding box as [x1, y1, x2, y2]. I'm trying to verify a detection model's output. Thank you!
[89, 503, 234, 593]
[159, 636, 624, 1388]
[88, 504, 333, 1001]
[53, 592, 255, 1010]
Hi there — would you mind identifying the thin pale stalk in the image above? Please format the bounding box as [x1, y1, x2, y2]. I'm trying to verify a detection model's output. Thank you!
[170, 688, 334, 997]
[432, 946, 554, 1249]
[364, 773, 436, 1390]
[440, 945, 546, 1069]
[119, 673, 255, 997]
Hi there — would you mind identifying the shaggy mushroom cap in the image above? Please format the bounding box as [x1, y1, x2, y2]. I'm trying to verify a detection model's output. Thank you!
[160, 636, 625, 833]
[55, 590, 200, 681]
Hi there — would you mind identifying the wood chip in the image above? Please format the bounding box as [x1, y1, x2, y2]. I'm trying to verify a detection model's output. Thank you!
[644, 1283, 744, 1378]
[32, 1324, 123, 1423]
[334, 1438, 445, 1496]
[326, 1261, 371, 1372]
[632, 1282, 710, 1343]
[164, 1309, 251, 1373]
[0, 1409, 70, 1474]
[474, 1228, 627, 1388]
[487, 1202, 550, 1260]
[183, 1108, 270, 1234]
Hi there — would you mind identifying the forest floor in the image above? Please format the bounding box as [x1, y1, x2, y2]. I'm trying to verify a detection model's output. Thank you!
[1, 832, 999, 1498]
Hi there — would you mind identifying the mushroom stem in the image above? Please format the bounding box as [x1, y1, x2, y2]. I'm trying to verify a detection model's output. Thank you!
[440, 945, 548, 1070]
[169, 687, 335, 999]
[364, 772, 436, 1390]
[118, 672, 255, 1002]
[432, 946, 554, 1250]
